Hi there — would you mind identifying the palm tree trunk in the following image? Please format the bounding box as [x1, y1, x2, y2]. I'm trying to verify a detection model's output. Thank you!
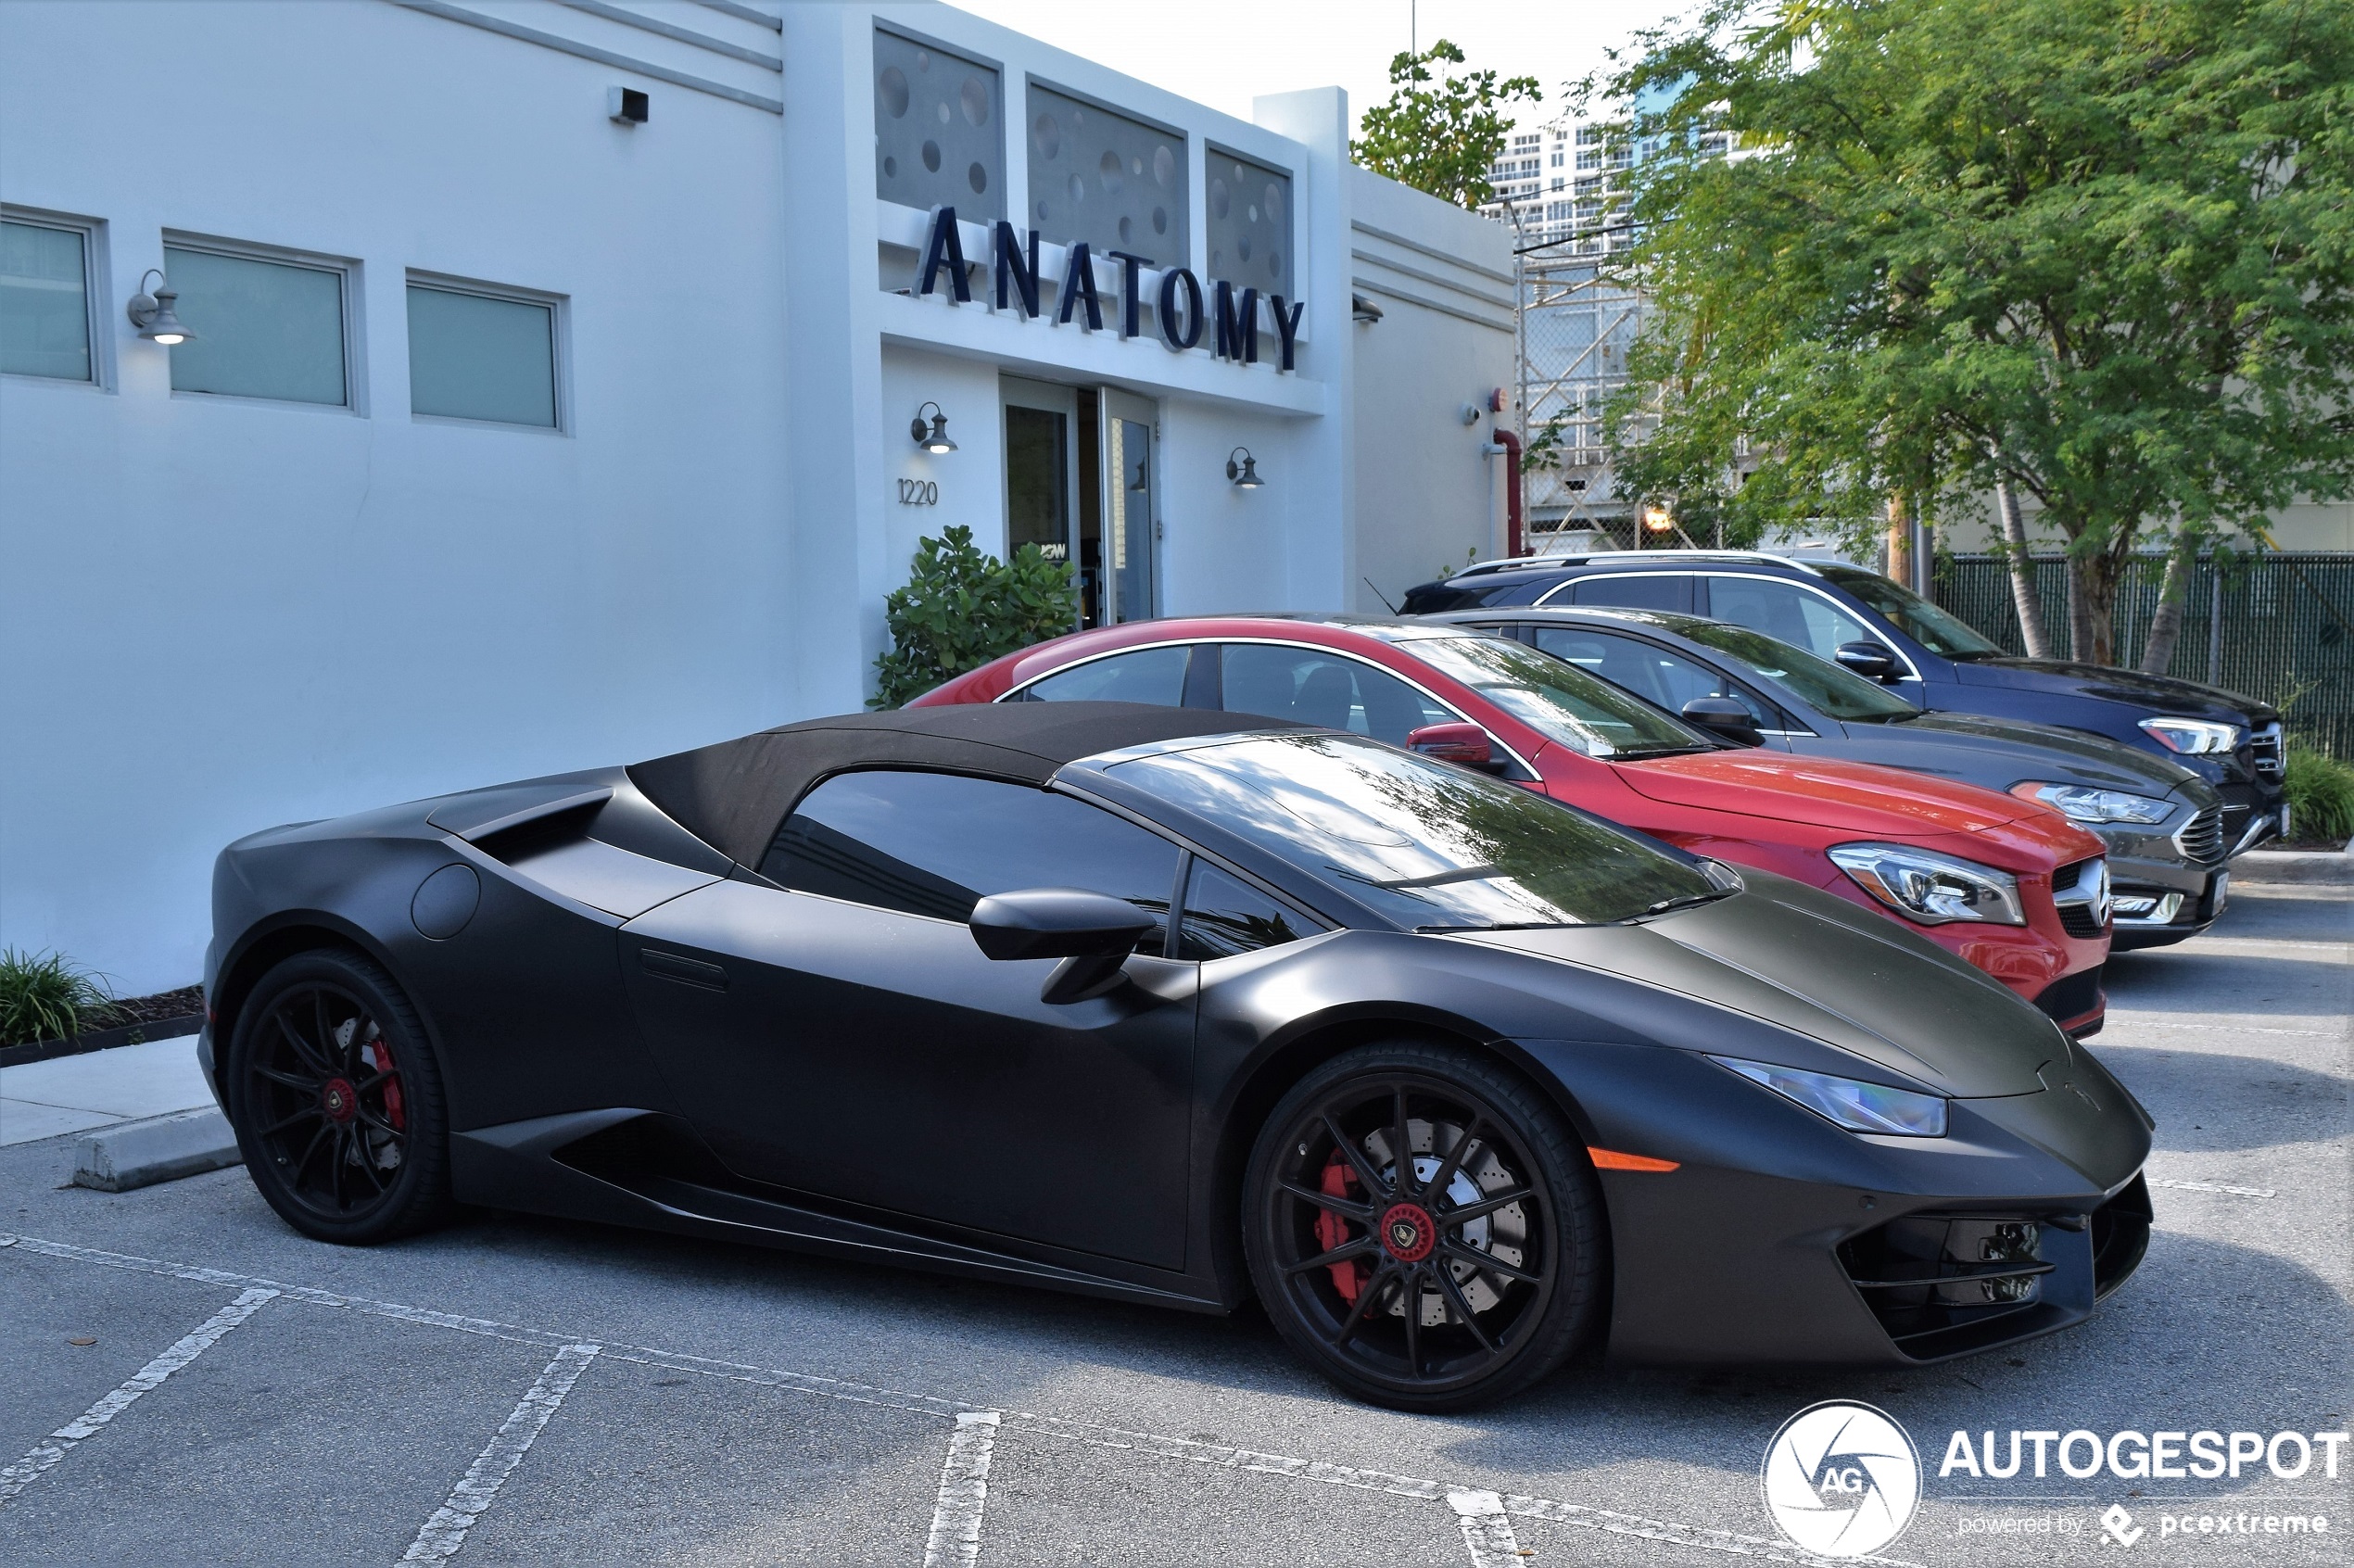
[1995, 476, 2052, 658]
[2139, 532, 2200, 676]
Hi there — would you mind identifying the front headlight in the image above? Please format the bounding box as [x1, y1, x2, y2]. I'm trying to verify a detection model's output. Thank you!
[1710, 1056, 1949, 1137]
[2012, 782, 2174, 825]
[2139, 716, 2241, 755]
[1828, 842, 2026, 925]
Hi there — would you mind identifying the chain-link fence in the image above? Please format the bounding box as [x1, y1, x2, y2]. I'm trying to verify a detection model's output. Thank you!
[1935, 553, 2354, 756]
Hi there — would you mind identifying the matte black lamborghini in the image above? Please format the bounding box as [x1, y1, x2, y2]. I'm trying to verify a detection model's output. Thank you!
[203, 702, 2154, 1410]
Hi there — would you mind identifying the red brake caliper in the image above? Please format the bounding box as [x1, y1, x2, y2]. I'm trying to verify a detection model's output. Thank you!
[1315, 1153, 1370, 1304]
[365, 1038, 406, 1132]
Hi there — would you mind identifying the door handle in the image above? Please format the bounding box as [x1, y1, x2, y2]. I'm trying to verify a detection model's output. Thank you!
[639, 948, 728, 992]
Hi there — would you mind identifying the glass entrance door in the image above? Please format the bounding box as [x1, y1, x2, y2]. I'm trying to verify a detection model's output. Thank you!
[1001, 376, 1086, 625]
[1099, 389, 1158, 624]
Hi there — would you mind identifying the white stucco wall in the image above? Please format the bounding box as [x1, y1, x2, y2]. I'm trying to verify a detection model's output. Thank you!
[1, 0, 792, 992]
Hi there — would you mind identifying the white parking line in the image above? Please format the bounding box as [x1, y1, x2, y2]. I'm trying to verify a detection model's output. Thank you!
[399, 1342, 600, 1562]
[0, 1284, 277, 1507]
[2152, 1177, 2278, 1198]
[1449, 1488, 1525, 1565]
[0, 1233, 1914, 1568]
[922, 1410, 1001, 1568]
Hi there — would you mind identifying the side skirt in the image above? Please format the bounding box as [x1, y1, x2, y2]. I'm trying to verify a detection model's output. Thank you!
[449, 1109, 1229, 1315]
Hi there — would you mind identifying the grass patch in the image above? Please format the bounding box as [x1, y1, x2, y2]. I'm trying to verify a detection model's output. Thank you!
[0, 948, 120, 1047]
[2284, 744, 2354, 844]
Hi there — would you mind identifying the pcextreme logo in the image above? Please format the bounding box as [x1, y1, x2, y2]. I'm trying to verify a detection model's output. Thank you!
[1761, 1400, 1923, 1559]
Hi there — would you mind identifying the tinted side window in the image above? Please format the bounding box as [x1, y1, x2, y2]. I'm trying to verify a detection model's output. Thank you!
[1221, 645, 1454, 745]
[1566, 574, 1692, 613]
[1015, 645, 1188, 705]
[1702, 576, 1879, 663]
[762, 771, 1179, 951]
[1529, 627, 1771, 727]
[1177, 863, 1312, 961]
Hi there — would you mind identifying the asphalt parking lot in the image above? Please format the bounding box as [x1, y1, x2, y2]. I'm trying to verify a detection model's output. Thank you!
[2, 883, 2346, 1568]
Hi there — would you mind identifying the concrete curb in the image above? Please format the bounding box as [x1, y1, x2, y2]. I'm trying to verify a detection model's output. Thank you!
[2232, 849, 2353, 887]
[71, 1107, 242, 1192]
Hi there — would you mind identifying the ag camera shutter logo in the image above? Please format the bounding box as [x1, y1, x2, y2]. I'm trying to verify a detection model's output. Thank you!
[1761, 1400, 1923, 1558]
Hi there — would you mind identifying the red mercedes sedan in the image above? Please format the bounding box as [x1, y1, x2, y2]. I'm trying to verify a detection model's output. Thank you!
[916, 615, 2112, 1033]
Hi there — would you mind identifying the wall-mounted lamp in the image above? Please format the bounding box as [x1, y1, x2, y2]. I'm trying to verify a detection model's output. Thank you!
[909, 401, 956, 453]
[1225, 447, 1264, 489]
[126, 269, 196, 345]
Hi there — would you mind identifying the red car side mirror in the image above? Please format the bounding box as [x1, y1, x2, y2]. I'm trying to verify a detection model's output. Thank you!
[1406, 722, 1500, 772]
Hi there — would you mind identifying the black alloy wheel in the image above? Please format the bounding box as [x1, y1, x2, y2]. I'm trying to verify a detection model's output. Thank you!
[225, 950, 454, 1245]
[1243, 1042, 1605, 1411]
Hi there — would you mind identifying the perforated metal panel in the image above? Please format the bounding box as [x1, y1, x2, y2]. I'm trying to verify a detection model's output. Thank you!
[1205, 147, 1292, 301]
[873, 27, 1003, 222]
[1025, 84, 1187, 270]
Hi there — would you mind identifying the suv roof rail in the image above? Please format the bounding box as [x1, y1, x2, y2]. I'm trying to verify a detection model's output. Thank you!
[1454, 549, 1827, 577]
[1454, 555, 1555, 577]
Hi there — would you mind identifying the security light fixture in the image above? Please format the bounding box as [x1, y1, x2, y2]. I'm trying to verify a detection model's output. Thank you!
[609, 86, 650, 125]
[910, 401, 956, 453]
[1225, 447, 1263, 489]
[126, 269, 195, 345]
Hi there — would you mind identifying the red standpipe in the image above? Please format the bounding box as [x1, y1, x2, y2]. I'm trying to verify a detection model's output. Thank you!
[1490, 428, 1524, 558]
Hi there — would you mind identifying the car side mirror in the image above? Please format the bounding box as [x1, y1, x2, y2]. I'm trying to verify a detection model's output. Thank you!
[1834, 640, 1901, 682]
[969, 888, 1157, 1005]
[1405, 722, 1503, 772]
[1679, 697, 1765, 746]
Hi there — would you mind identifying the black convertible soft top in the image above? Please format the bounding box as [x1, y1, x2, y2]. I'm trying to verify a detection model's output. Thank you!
[627, 701, 1300, 867]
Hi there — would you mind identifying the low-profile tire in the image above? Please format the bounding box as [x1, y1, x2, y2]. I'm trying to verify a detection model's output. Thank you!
[1242, 1040, 1605, 1412]
[224, 949, 455, 1245]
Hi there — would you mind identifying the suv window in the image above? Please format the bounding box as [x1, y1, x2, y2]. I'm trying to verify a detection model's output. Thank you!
[1527, 626, 1776, 728]
[1220, 644, 1456, 745]
[1815, 565, 2005, 658]
[1012, 645, 1188, 705]
[1564, 573, 1693, 613]
[761, 770, 1178, 951]
[1176, 862, 1312, 960]
[1702, 575, 1885, 664]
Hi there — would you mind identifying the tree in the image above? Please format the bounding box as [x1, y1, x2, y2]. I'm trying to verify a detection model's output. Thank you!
[1601, 0, 2354, 669]
[870, 526, 1079, 708]
[1353, 41, 1541, 209]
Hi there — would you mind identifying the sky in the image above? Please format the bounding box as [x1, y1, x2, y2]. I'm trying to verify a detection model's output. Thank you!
[952, 0, 1692, 138]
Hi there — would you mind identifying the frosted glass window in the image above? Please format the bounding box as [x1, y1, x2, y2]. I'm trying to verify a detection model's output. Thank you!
[1206, 149, 1291, 300]
[407, 285, 557, 428]
[874, 28, 1004, 222]
[1, 220, 92, 381]
[1026, 85, 1187, 270]
[165, 245, 347, 406]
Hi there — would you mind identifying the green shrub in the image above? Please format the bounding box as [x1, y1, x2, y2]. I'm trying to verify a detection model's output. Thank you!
[2284, 744, 2354, 843]
[0, 948, 118, 1047]
[870, 525, 1081, 709]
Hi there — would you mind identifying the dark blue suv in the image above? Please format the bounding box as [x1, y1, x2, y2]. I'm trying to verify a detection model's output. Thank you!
[1403, 550, 2285, 854]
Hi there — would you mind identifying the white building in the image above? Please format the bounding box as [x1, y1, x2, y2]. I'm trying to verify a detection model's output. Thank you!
[0, 0, 1514, 993]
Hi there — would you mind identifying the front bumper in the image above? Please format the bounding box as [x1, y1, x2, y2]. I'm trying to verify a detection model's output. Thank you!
[1521, 1037, 2155, 1367]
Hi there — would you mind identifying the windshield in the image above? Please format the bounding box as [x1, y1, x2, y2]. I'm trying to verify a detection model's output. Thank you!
[1817, 566, 2004, 658]
[1674, 621, 1923, 722]
[1111, 732, 1716, 929]
[1405, 635, 1715, 759]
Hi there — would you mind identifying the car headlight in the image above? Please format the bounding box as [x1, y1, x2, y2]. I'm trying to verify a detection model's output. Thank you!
[2011, 782, 2174, 825]
[1710, 1056, 1949, 1137]
[1827, 842, 2025, 925]
[2139, 716, 2241, 755]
